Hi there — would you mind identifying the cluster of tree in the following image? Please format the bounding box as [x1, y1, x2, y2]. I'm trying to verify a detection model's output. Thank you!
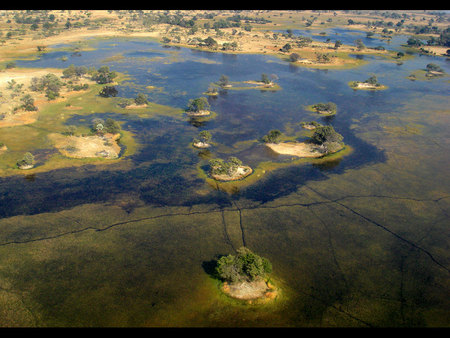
[62, 64, 88, 78]
[363, 75, 380, 86]
[16, 152, 35, 169]
[261, 129, 282, 144]
[425, 63, 445, 77]
[217, 74, 229, 87]
[29, 73, 63, 100]
[215, 247, 272, 284]
[91, 66, 117, 84]
[310, 125, 344, 153]
[312, 102, 337, 114]
[192, 130, 212, 146]
[315, 52, 333, 63]
[91, 117, 121, 135]
[187, 97, 210, 112]
[209, 156, 243, 177]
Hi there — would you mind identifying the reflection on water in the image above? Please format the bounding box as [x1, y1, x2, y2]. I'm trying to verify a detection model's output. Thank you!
[1, 34, 449, 327]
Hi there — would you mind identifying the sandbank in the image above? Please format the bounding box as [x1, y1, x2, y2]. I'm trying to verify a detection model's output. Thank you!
[192, 141, 210, 149]
[266, 142, 325, 158]
[186, 110, 211, 117]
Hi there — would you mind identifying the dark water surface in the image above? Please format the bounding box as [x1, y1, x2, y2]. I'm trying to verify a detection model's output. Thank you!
[0, 35, 448, 327]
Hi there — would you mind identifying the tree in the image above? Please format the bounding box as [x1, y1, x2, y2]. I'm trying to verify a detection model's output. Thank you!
[289, 53, 300, 62]
[99, 85, 118, 97]
[262, 129, 282, 143]
[104, 118, 121, 134]
[217, 74, 229, 87]
[261, 73, 271, 84]
[426, 63, 443, 72]
[215, 247, 272, 283]
[312, 102, 337, 113]
[202, 36, 218, 49]
[334, 40, 342, 49]
[281, 43, 292, 52]
[187, 97, 210, 112]
[91, 66, 117, 84]
[198, 130, 212, 143]
[20, 94, 37, 111]
[134, 92, 149, 105]
[311, 125, 343, 145]
[17, 152, 35, 168]
[364, 75, 379, 85]
[355, 39, 365, 50]
[209, 156, 244, 177]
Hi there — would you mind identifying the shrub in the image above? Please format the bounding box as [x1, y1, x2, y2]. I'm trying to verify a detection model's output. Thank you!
[134, 93, 149, 105]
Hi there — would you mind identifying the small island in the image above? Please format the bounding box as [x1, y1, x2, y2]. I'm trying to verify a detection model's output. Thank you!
[16, 152, 35, 170]
[185, 97, 211, 117]
[349, 75, 387, 90]
[307, 102, 337, 116]
[300, 120, 322, 130]
[215, 247, 277, 301]
[263, 125, 345, 158]
[209, 156, 252, 181]
[192, 130, 212, 149]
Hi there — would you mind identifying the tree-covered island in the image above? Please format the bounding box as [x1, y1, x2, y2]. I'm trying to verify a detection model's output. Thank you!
[185, 97, 211, 116]
[209, 156, 252, 181]
[215, 247, 277, 301]
[192, 130, 212, 149]
[349, 75, 387, 90]
[263, 125, 345, 158]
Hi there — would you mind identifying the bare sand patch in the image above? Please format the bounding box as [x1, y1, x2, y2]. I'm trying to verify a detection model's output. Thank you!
[186, 110, 210, 117]
[49, 133, 121, 159]
[222, 279, 277, 301]
[192, 141, 210, 149]
[266, 142, 324, 158]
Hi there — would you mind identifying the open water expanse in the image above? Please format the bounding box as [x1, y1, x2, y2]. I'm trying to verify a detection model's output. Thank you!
[0, 31, 448, 326]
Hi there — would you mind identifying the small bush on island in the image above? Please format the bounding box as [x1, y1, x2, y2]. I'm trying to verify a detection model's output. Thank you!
[217, 74, 229, 87]
[311, 102, 337, 115]
[186, 97, 210, 113]
[209, 156, 242, 177]
[193, 130, 212, 147]
[310, 125, 344, 154]
[17, 152, 35, 169]
[261, 129, 282, 143]
[311, 125, 343, 144]
[91, 66, 117, 84]
[216, 247, 272, 284]
[91, 118, 121, 135]
[99, 85, 118, 98]
[134, 93, 149, 105]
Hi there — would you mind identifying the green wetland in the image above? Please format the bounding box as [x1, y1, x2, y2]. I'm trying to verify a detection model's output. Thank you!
[0, 34, 449, 327]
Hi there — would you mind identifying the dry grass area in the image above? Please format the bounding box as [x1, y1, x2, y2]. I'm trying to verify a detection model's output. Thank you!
[48, 132, 121, 159]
